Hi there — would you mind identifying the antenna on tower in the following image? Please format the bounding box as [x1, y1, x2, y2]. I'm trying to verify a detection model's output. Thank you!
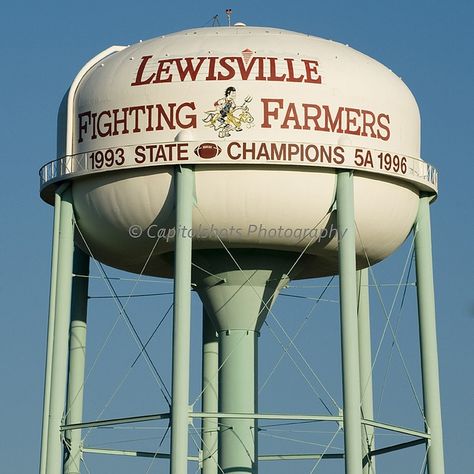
[225, 8, 232, 26]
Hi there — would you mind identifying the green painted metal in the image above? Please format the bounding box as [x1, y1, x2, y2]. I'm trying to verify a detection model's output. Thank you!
[361, 419, 430, 439]
[219, 329, 258, 473]
[82, 447, 199, 461]
[170, 165, 194, 474]
[201, 309, 218, 474]
[259, 453, 343, 461]
[64, 249, 90, 474]
[194, 250, 291, 474]
[62, 410, 429, 439]
[45, 186, 76, 474]
[40, 184, 67, 474]
[414, 194, 445, 474]
[62, 412, 171, 431]
[336, 170, 363, 474]
[364, 438, 426, 461]
[193, 412, 341, 422]
[357, 268, 375, 473]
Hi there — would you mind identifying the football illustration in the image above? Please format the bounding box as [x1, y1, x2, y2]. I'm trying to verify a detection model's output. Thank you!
[194, 142, 222, 159]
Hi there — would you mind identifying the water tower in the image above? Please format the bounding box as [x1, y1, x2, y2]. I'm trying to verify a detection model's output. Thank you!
[39, 25, 444, 474]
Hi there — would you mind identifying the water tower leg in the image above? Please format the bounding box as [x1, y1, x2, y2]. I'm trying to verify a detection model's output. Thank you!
[45, 186, 76, 474]
[218, 329, 258, 473]
[201, 309, 218, 474]
[414, 194, 445, 474]
[357, 269, 375, 473]
[170, 165, 194, 474]
[337, 170, 363, 474]
[40, 185, 67, 474]
[64, 249, 90, 474]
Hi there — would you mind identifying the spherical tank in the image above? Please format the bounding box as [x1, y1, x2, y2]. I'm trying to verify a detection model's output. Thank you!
[40, 26, 438, 278]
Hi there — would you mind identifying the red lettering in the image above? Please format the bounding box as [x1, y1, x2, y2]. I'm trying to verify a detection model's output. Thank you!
[176, 102, 197, 128]
[227, 142, 241, 159]
[129, 106, 146, 132]
[302, 104, 322, 130]
[135, 145, 146, 163]
[112, 108, 129, 136]
[344, 108, 361, 135]
[155, 103, 176, 130]
[145, 105, 154, 131]
[377, 114, 391, 141]
[285, 58, 304, 82]
[267, 57, 286, 82]
[304, 145, 319, 162]
[302, 60, 322, 84]
[131, 56, 325, 85]
[97, 110, 112, 137]
[207, 57, 218, 81]
[255, 143, 270, 160]
[174, 57, 206, 81]
[361, 109, 377, 138]
[255, 57, 266, 81]
[333, 146, 345, 164]
[235, 56, 259, 80]
[270, 143, 287, 161]
[323, 105, 344, 133]
[153, 60, 173, 83]
[177, 143, 188, 161]
[261, 98, 284, 128]
[131, 55, 155, 86]
[78, 111, 91, 143]
[217, 57, 236, 80]
[288, 144, 300, 160]
[281, 102, 302, 129]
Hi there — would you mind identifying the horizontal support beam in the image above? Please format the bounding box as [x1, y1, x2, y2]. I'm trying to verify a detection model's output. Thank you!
[370, 438, 427, 457]
[83, 446, 342, 462]
[363, 439, 427, 467]
[62, 412, 430, 441]
[262, 439, 427, 462]
[190, 412, 342, 422]
[83, 441, 425, 463]
[362, 419, 431, 439]
[61, 412, 171, 431]
[259, 453, 343, 461]
[82, 447, 199, 462]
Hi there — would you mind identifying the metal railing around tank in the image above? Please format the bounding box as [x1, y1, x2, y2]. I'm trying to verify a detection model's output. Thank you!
[39, 143, 438, 192]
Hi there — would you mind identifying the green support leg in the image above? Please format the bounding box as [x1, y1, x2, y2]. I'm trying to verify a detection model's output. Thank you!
[414, 194, 445, 474]
[45, 186, 76, 474]
[357, 269, 375, 473]
[337, 171, 363, 474]
[201, 309, 218, 474]
[170, 165, 194, 474]
[40, 185, 66, 474]
[64, 249, 90, 474]
[218, 330, 258, 473]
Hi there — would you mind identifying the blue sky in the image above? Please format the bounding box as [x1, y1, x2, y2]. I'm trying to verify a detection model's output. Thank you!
[1, 1, 472, 473]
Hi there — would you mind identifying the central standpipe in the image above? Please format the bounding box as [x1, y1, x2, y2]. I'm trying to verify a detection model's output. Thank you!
[194, 251, 292, 474]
